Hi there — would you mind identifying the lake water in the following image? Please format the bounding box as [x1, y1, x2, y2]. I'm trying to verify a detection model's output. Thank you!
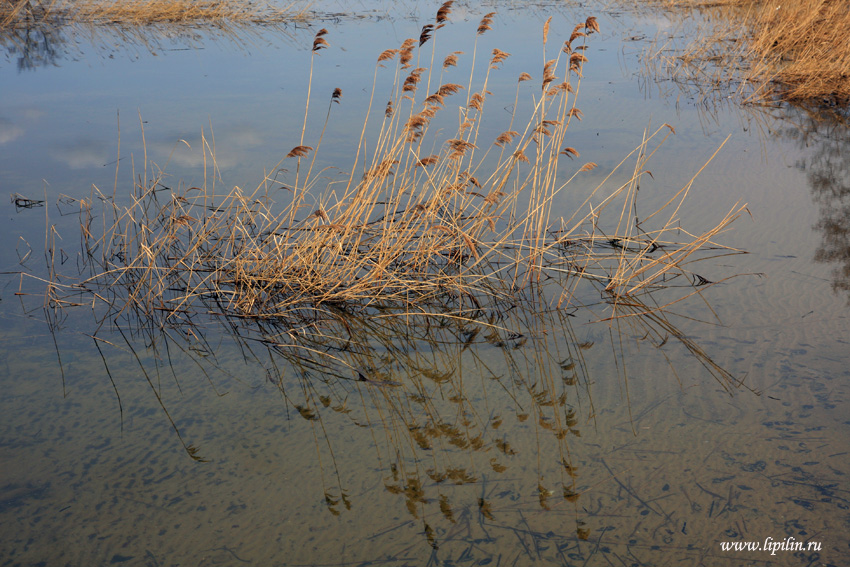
[2, 1, 849, 566]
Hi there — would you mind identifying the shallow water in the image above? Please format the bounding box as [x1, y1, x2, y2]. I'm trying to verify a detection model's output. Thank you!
[2, 2, 849, 566]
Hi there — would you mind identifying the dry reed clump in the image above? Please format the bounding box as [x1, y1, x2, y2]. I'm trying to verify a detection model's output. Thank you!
[37, 8, 746, 376]
[644, 0, 850, 106]
[0, 0, 307, 28]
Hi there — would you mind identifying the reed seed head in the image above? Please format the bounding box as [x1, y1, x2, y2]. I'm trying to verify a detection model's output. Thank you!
[420, 24, 434, 46]
[560, 147, 580, 159]
[447, 139, 476, 160]
[468, 91, 490, 111]
[286, 145, 313, 158]
[542, 59, 557, 89]
[443, 51, 462, 69]
[477, 12, 495, 35]
[402, 68, 426, 93]
[416, 155, 440, 168]
[494, 130, 520, 147]
[312, 28, 329, 52]
[570, 52, 588, 65]
[436, 1, 453, 24]
[437, 83, 464, 96]
[490, 48, 510, 69]
[399, 38, 416, 68]
[424, 93, 445, 107]
[377, 49, 398, 65]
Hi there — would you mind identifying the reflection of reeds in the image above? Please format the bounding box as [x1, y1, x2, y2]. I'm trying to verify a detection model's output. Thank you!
[19, 4, 749, 548]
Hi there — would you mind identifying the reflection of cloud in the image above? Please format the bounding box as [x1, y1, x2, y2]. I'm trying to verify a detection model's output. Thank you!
[51, 139, 109, 169]
[630, 13, 675, 33]
[21, 108, 46, 120]
[0, 117, 24, 145]
[150, 123, 265, 171]
[229, 127, 262, 148]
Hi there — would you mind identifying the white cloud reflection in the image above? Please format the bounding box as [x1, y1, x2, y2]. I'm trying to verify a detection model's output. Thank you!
[153, 123, 265, 171]
[0, 117, 24, 145]
[51, 139, 110, 169]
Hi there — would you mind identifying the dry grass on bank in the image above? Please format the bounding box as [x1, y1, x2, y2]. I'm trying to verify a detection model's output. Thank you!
[648, 0, 850, 106]
[1, 0, 308, 28]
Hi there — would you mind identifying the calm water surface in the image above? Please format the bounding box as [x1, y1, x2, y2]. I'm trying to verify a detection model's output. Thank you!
[1, 2, 849, 566]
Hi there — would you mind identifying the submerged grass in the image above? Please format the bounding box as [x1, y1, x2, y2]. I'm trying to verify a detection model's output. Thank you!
[644, 0, 850, 107]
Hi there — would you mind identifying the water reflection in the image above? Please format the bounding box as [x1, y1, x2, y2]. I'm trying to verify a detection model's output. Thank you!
[0, 0, 304, 71]
[29, 244, 742, 552]
[9, 3, 844, 565]
[790, 109, 850, 302]
[635, 3, 850, 305]
[2, 14, 62, 70]
[737, 103, 850, 304]
[24, 156, 745, 555]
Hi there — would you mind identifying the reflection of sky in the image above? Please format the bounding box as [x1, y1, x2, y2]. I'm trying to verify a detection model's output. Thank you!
[6, 7, 623, 179]
[51, 138, 109, 169]
[0, 117, 24, 145]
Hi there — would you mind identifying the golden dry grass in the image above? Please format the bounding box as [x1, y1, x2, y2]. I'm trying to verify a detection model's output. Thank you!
[646, 0, 850, 105]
